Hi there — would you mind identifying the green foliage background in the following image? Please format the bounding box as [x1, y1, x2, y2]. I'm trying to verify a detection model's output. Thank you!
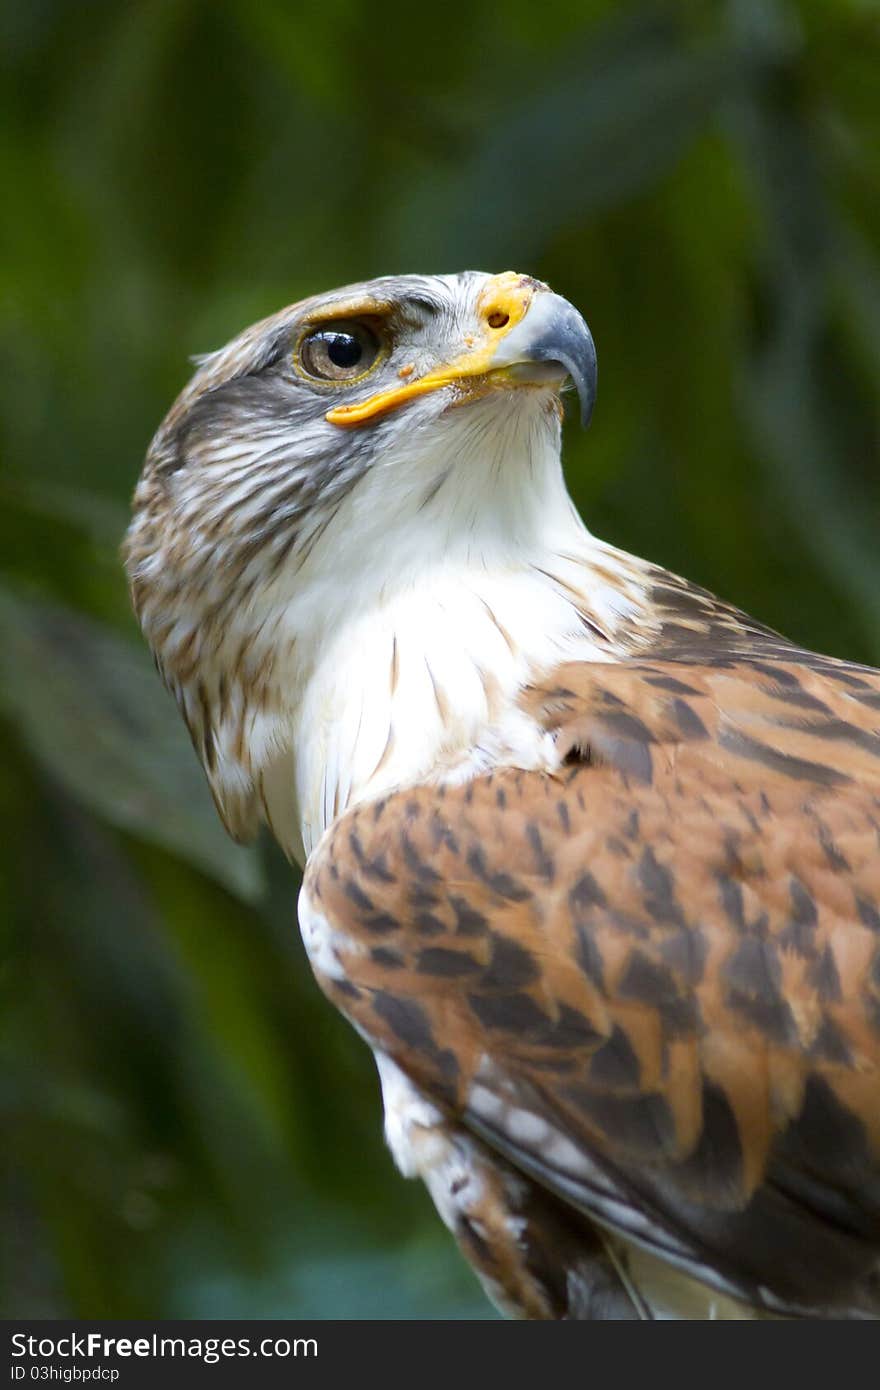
[2, 0, 879, 1318]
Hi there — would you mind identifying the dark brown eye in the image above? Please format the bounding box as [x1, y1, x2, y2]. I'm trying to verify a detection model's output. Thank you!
[297, 320, 381, 382]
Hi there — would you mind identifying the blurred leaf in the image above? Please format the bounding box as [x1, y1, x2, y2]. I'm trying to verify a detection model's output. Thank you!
[1, 475, 130, 547]
[170, 1226, 495, 1320]
[0, 587, 262, 901]
[0, 477, 135, 633]
[725, 0, 880, 655]
[392, 8, 745, 264]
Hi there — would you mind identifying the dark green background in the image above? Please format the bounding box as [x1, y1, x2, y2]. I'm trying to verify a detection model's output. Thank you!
[2, 0, 879, 1318]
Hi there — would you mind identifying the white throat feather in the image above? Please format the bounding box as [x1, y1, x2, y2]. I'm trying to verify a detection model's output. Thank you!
[217, 391, 649, 863]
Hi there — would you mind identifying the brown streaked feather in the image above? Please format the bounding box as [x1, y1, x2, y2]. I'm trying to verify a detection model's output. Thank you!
[303, 654, 880, 1317]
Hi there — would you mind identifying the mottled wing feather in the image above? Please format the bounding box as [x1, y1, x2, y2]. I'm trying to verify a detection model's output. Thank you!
[302, 656, 880, 1315]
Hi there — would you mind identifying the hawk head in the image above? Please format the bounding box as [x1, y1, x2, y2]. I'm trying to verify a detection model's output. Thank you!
[124, 271, 598, 855]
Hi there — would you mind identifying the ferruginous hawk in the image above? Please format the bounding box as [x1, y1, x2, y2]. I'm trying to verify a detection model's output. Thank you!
[125, 271, 880, 1319]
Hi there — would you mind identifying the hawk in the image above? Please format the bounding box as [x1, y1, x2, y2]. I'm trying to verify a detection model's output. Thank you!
[125, 271, 880, 1319]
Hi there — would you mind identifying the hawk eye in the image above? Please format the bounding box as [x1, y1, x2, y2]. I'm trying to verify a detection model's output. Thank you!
[296, 320, 382, 383]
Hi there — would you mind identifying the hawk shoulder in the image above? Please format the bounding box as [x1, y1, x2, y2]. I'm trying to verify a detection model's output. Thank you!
[300, 654, 880, 1317]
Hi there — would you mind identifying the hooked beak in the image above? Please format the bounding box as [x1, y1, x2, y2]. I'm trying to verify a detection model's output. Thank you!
[325, 271, 597, 430]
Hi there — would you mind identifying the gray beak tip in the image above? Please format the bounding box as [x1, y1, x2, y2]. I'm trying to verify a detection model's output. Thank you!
[490, 288, 597, 429]
[524, 295, 597, 431]
[576, 337, 598, 430]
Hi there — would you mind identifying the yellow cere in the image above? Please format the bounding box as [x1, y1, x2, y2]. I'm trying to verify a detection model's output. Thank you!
[325, 271, 537, 427]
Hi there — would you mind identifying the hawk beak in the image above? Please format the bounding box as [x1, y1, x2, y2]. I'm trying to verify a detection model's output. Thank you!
[492, 289, 598, 428]
[325, 272, 597, 429]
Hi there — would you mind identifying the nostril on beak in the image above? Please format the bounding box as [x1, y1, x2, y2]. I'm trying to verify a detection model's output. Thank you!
[486, 310, 510, 330]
